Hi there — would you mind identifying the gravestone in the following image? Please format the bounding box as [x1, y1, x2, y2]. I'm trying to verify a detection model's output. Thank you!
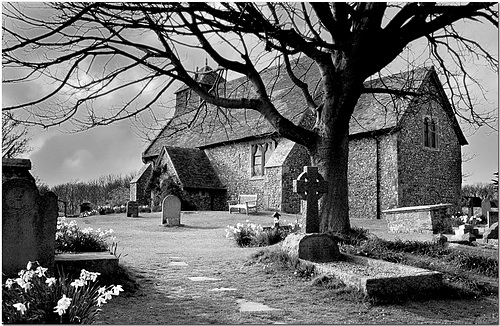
[286, 166, 340, 262]
[293, 166, 328, 233]
[162, 195, 181, 226]
[2, 158, 58, 277]
[482, 222, 498, 242]
[126, 200, 139, 217]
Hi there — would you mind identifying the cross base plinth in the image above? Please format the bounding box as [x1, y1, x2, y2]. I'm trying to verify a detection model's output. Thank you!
[281, 233, 341, 263]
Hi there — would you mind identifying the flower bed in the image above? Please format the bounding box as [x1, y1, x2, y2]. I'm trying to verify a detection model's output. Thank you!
[56, 217, 115, 253]
[226, 220, 301, 247]
[2, 261, 122, 324]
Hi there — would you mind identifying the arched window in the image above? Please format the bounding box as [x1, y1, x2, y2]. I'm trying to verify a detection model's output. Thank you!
[423, 116, 438, 149]
[250, 140, 276, 177]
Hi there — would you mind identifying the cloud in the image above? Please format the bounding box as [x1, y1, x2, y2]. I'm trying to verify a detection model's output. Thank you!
[28, 122, 146, 186]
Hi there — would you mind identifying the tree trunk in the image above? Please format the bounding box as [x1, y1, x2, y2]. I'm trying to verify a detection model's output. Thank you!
[309, 66, 362, 235]
[311, 128, 351, 235]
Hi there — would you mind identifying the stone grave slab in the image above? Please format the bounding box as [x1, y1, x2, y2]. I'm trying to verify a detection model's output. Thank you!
[483, 222, 498, 242]
[55, 252, 119, 279]
[307, 253, 442, 298]
[2, 158, 58, 277]
[162, 195, 181, 226]
[126, 201, 139, 217]
[236, 299, 281, 312]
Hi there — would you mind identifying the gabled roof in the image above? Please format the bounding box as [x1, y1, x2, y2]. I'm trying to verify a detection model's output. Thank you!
[144, 59, 467, 159]
[162, 146, 224, 190]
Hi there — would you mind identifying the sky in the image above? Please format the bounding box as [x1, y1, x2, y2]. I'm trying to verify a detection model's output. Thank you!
[2, 3, 499, 188]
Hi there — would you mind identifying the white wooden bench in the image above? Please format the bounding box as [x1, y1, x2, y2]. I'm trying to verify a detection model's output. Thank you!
[228, 194, 258, 215]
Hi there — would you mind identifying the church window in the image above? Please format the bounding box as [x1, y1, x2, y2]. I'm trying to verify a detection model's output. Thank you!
[250, 140, 276, 177]
[423, 116, 438, 149]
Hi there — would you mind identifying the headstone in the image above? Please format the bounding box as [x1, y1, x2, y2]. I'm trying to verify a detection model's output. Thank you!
[482, 222, 498, 242]
[281, 233, 341, 263]
[481, 198, 492, 220]
[126, 201, 139, 217]
[487, 209, 499, 226]
[293, 166, 328, 233]
[162, 195, 181, 226]
[80, 202, 92, 214]
[2, 158, 58, 277]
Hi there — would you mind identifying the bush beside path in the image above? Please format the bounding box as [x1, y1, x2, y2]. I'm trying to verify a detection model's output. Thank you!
[70, 211, 499, 324]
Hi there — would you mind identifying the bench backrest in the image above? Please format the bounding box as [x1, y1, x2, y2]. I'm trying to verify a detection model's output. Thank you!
[239, 195, 257, 203]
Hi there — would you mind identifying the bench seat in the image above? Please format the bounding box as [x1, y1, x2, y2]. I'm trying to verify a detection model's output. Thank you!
[228, 195, 258, 215]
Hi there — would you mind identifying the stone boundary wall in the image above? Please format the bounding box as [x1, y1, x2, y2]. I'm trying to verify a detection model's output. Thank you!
[383, 203, 452, 234]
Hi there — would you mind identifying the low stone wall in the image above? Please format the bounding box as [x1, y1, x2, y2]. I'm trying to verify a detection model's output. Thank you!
[383, 204, 452, 234]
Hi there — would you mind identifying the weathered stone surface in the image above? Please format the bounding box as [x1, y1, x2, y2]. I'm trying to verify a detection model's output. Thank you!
[126, 201, 139, 217]
[310, 253, 443, 298]
[2, 159, 58, 277]
[483, 222, 498, 241]
[55, 252, 119, 279]
[383, 204, 452, 234]
[293, 166, 328, 233]
[281, 233, 340, 263]
[449, 232, 476, 243]
[162, 195, 181, 226]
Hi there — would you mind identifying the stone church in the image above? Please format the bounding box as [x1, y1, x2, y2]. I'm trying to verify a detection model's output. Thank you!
[130, 59, 467, 219]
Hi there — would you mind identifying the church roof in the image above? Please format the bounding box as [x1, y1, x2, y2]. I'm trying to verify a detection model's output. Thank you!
[163, 146, 224, 190]
[144, 60, 467, 159]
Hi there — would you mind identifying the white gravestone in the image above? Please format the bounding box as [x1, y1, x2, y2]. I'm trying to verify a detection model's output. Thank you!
[162, 195, 181, 226]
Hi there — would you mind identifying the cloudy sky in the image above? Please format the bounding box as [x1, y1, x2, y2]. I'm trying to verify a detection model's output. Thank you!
[2, 3, 498, 187]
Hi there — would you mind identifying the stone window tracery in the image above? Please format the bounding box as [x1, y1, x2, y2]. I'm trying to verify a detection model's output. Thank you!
[423, 116, 438, 149]
[250, 140, 276, 177]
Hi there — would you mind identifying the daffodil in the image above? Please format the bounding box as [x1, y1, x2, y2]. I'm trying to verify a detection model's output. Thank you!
[45, 277, 57, 287]
[54, 294, 72, 316]
[112, 285, 124, 295]
[13, 303, 27, 315]
[71, 279, 86, 288]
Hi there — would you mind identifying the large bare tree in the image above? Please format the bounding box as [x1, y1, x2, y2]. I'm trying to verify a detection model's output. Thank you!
[2, 2, 498, 234]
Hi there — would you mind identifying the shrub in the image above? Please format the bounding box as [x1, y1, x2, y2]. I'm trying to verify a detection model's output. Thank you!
[55, 217, 115, 253]
[2, 261, 122, 324]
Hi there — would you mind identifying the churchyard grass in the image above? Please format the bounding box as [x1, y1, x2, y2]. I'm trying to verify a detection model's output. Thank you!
[68, 211, 497, 324]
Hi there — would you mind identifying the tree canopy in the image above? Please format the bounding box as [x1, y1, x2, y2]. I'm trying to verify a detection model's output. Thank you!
[3, 2, 497, 135]
[2, 2, 498, 233]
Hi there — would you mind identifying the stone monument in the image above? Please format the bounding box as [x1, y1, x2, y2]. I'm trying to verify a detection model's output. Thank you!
[126, 200, 139, 217]
[2, 158, 59, 277]
[162, 195, 181, 226]
[282, 166, 340, 263]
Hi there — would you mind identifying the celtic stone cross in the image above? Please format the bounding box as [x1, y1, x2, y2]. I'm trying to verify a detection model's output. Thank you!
[293, 166, 328, 233]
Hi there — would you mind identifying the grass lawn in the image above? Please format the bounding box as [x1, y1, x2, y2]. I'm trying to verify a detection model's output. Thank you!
[69, 211, 498, 324]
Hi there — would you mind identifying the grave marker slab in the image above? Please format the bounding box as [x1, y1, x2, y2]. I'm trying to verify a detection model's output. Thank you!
[126, 200, 139, 217]
[2, 158, 58, 277]
[162, 195, 181, 226]
[293, 166, 328, 233]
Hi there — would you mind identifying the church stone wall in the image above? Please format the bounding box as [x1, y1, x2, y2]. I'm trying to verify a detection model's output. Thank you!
[204, 140, 269, 211]
[348, 137, 379, 219]
[397, 95, 462, 210]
